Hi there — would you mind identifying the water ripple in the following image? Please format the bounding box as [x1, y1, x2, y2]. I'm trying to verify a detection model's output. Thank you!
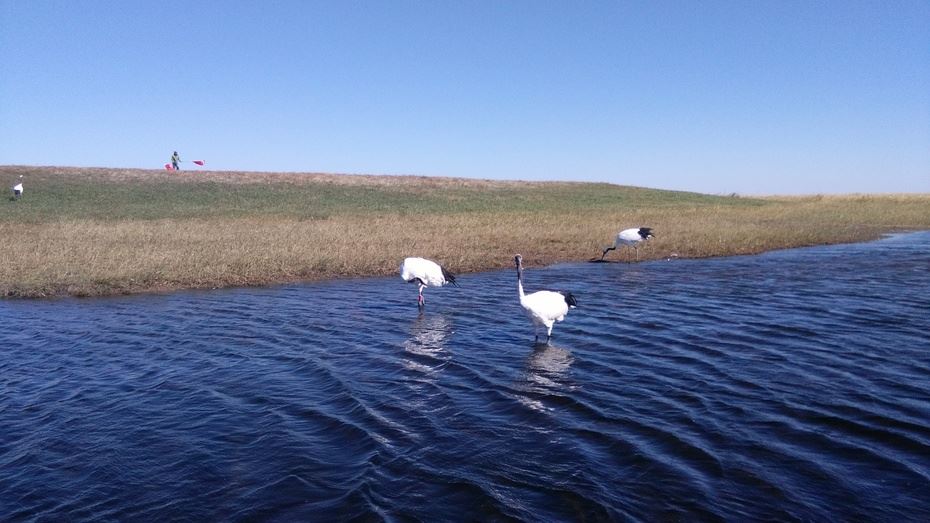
[1, 232, 930, 521]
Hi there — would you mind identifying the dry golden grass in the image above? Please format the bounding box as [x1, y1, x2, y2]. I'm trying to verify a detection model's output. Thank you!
[2, 166, 929, 298]
[14, 165, 564, 188]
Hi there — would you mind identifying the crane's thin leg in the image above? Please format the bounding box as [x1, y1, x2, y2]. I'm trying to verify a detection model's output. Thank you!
[417, 284, 425, 307]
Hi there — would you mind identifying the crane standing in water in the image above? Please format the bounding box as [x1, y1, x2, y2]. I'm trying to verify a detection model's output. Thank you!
[514, 254, 577, 344]
[400, 257, 458, 308]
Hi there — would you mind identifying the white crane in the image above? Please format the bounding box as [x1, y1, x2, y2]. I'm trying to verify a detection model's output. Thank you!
[400, 257, 458, 308]
[514, 254, 577, 344]
[11, 175, 23, 200]
[601, 227, 654, 260]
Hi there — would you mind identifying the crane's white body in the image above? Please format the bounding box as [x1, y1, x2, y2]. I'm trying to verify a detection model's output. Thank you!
[615, 227, 649, 247]
[602, 227, 654, 260]
[515, 255, 575, 343]
[400, 257, 449, 287]
[520, 289, 570, 340]
[400, 257, 457, 307]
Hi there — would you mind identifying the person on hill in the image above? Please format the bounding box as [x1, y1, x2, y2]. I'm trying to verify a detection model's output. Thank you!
[171, 151, 181, 171]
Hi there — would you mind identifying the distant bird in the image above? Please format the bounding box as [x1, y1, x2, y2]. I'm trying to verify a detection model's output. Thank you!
[11, 175, 23, 200]
[515, 254, 577, 344]
[601, 227, 654, 260]
[400, 257, 458, 308]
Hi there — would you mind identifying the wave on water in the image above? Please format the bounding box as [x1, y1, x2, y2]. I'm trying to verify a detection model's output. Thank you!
[1, 232, 930, 521]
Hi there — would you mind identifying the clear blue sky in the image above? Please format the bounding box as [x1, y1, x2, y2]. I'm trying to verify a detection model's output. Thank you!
[1, 1, 928, 194]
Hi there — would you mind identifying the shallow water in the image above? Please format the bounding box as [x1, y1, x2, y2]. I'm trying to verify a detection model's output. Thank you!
[2, 232, 929, 521]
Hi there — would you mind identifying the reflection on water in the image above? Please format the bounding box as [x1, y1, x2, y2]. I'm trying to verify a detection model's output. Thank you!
[514, 344, 576, 412]
[525, 344, 574, 387]
[402, 313, 453, 375]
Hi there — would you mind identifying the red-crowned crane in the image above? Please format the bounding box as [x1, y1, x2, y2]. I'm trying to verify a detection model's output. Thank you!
[400, 257, 458, 308]
[11, 175, 23, 200]
[601, 227, 654, 260]
[515, 254, 577, 344]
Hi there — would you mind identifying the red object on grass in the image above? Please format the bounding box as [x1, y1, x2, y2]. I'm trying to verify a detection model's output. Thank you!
[165, 163, 174, 171]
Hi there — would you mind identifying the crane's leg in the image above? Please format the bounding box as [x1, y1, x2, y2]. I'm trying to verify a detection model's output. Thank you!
[417, 284, 426, 308]
[546, 324, 554, 344]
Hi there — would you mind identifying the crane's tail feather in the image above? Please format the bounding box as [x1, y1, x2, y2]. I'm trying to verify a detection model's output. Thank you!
[563, 292, 578, 308]
[441, 266, 459, 287]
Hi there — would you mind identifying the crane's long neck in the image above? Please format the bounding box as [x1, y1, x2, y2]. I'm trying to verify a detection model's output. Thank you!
[517, 264, 525, 299]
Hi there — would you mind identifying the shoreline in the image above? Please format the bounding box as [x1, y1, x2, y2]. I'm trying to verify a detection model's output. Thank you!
[4, 229, 917, 300]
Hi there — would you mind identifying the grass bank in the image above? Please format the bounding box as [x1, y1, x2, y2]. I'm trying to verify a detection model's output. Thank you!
[2, 165, 929, 298]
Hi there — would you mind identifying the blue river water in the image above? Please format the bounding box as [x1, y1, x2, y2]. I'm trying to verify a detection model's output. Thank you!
[1, 232, 929, 521]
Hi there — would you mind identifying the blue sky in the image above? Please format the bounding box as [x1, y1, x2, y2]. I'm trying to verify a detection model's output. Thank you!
[1, 1, 927, 194]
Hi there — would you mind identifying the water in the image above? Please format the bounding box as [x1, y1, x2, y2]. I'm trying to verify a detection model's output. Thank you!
[2, 232, 929, 522]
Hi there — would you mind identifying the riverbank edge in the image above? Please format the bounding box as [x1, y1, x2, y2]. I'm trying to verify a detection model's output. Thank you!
[5, 228, 916, 300]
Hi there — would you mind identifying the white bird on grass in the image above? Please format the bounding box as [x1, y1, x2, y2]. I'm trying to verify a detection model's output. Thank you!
[601, 227, 654, 260]
[11, 175, 23, 200]
[515, 254, 577, 344]
[400, 257, 458, 308]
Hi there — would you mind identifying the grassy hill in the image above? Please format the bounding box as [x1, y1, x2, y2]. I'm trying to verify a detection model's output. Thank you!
[2, 165, 929, 298]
